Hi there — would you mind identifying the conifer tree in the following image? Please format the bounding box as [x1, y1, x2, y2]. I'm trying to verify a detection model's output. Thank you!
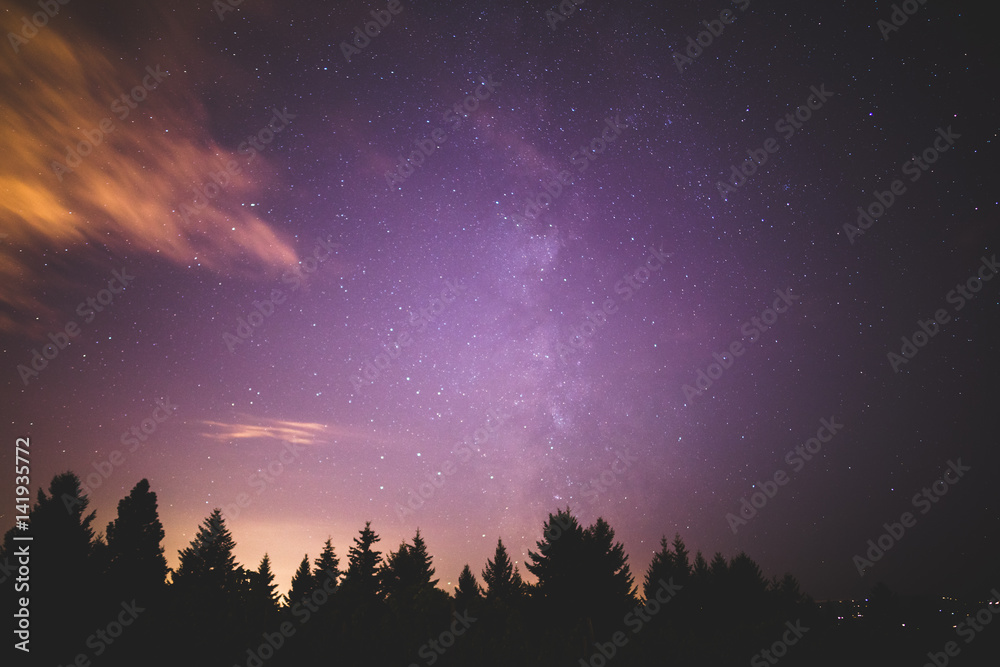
[289, 554, 315, 605]
[173, 509, 245, 601]
[342, 521, 383, 601]
[250, 553, 280, 612]
[482, 537, 522, 601]
[106, 479, 168, 597]
[409, 529, 438, 589]
[314, 538, 341, 588]
[454, 564, 482, 609]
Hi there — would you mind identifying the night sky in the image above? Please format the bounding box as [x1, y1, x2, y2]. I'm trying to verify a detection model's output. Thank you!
[1, 0, 997, 603]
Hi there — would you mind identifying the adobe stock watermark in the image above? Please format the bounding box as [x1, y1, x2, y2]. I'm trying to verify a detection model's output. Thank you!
[51, 65, 170, 181]
[220, 440, 307, 522]
[179, 107, 296, 224]
[578, 577, 683, 666]
[546, 0, 585, 30]
[235, 569, 339, 667]
[17, 267, 135, 386]
[385, 76, 500, 189]
[350, 279, 467, 392]
[185, 441, 310, 563]
[213, 0, 244, 21]
[61, 398, 179, 512]
[511, 114, 628, 225]
[682, 288, 800, 402]
[877, 0, 931, 41]
[409, 611, 477, 667]
[581, 450, 638, 503]
[556, 245, 669, 364]
[886, 254, 996, 373]
[673, 0, 753, 73]
[223, 237, 340, 353]
[395, 407, 511, 522]
[54, 599, 145, 666]
[726, 416, 843, 534]
[7, 0, 72, 54]
[843, 126, 959, 244]
[922, 588, 1000, 667]
[715, 84, 834, 200]
[750, 620, 809, 667]
[853, 458, 971, 576]
[341, 0, 403, 62]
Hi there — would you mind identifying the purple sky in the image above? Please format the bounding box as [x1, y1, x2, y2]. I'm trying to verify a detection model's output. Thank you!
[1, 0, 997, 601]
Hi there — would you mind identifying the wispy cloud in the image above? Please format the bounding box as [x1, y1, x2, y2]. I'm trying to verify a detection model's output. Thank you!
[198, 415, 380, 447]
[0, 4, 299, 337]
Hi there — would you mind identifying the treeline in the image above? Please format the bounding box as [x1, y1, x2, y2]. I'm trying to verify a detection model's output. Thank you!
[0, 473, 975, 667]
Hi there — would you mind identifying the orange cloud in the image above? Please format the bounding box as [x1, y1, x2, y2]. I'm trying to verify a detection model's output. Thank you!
[197, 415, 382, 447]
[0, 3, 299, 336]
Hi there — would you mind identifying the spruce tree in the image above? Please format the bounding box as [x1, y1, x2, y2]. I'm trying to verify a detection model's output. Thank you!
[314, 538, 341, 588]
[482, 537, 521, 601]
[342, 521, 383, 601]
[409, 529, 438, 589]
[525, 508, 585, 603]
[289, 554, 315, 605]
[173, 509, 245, 601]
[250, 553, 280, 612]
[644, 536, 675, 599]
[105, 479, 168, 598]
[454, 564, 482, 609]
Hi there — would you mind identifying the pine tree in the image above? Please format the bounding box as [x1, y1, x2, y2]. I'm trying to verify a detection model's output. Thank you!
[709, 552, 729, 580]
[289, 554, 315, 605]
[173, 509, 245, 601]
[525, 508, 585, 603]
[3, 473, 100, 661]
[644, 536, 674, 600]
[409, 529, 438, 589]
[381, 542, 414, 601]
[692, 550, 709, 581]
[583, 517, 636, 619]
[314, 538, 341, 588]
[454, 564, 482, 609]
[482, 537, 522, 601]
[105, 479, 168, 598]
[342, 521, 383, 601]
[671, 533, 691, 582]
[381, 530, 439, 604]
[644, 533, 691, 598]
[250, 553, 280, 612]
[728, 551, 769, 612]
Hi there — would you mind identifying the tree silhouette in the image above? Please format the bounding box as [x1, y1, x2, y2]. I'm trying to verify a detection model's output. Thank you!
[0, 473, 927, 667]
[105, 478, 168, 599]
[381, 529, 442, 615]
[526, 508, 637, 656]
[341, 521, 383, 602]
[482, 537, 523, 602]
[289, 554, 316, 605]
[670, 534, 691, 583]
[455, 564, 483, 609]
[314, 537, 341, 587]
[2, 472, 99, 662]
[248, 553, 280, 614]
[173, 509, 246, 605]
[586, 517, 636, 603]
[644, 536, 674, 599]
[409, 529, 438, 589]
[525, 507, 585, 604]
[692, 550, 710, 581]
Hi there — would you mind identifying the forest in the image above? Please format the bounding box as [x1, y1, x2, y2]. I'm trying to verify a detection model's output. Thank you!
[1, 473, 991, 667]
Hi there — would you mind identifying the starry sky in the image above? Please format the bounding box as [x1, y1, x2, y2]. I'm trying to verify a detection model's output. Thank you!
[1, 0, 997, 602]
